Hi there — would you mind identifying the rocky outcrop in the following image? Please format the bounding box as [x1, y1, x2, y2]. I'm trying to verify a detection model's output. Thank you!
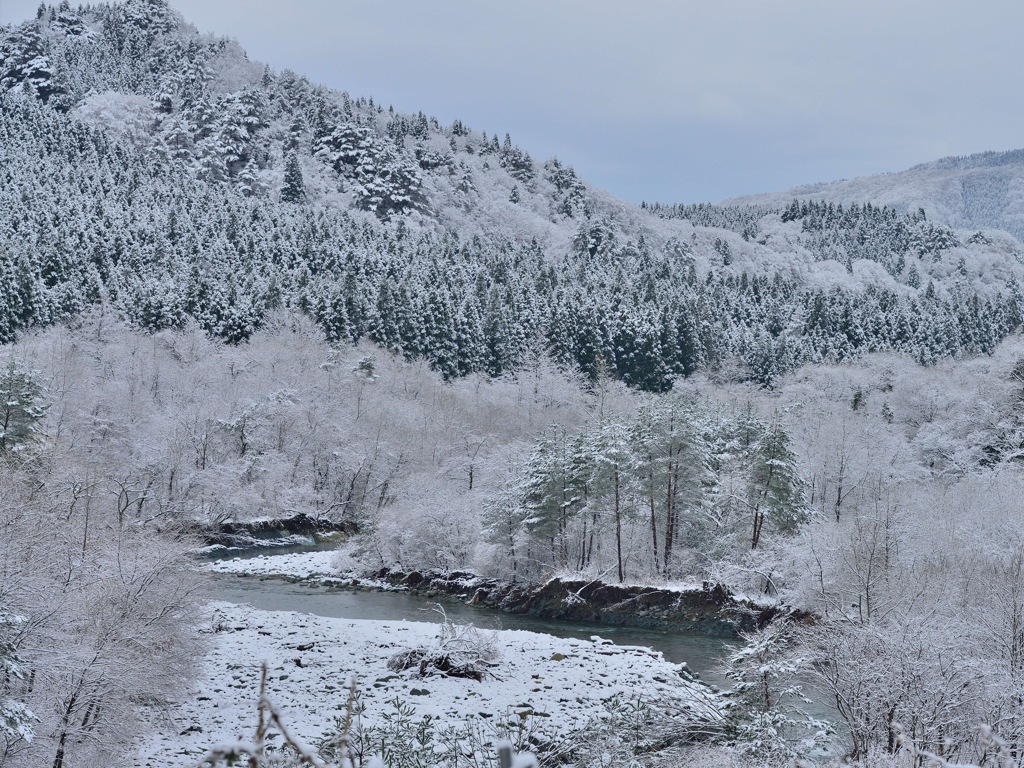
[370, 569, 795, 638]
[185, 513, 356, 549]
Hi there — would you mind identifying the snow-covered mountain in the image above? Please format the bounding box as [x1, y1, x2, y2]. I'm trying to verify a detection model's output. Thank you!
[723, 147, 1024, 242]
[10, 6, 1024, 768]
[2, 0, 1024, 392]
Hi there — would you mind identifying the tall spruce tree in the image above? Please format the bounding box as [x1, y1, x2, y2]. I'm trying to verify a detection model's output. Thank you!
[281, 150, 305, 203]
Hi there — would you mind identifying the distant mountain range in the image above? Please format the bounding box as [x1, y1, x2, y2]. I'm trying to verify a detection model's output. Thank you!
[723, 148, 1024, 242]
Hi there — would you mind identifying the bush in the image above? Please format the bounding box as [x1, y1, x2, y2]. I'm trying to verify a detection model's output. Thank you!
[387, 607, 499, 682]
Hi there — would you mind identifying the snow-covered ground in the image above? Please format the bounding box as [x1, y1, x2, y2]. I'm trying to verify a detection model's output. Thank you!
[134, 602, 721, 767]
[202, 549, 351, 581]
[200, 548, 403, 592]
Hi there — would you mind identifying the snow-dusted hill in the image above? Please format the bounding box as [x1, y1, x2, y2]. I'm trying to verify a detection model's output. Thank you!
[2, 0, 1024, 391]
[723, 147, 1024, 241]
[9, 5, 1024, 767]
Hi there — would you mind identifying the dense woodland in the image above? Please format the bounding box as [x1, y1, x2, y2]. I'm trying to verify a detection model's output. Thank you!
[2, 89, 1020, 392]
[2, 1, 1024, 392]
[3, 2, 1024, 767]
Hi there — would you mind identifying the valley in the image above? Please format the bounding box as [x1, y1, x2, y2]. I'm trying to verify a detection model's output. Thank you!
[2, 2, 1024, 767]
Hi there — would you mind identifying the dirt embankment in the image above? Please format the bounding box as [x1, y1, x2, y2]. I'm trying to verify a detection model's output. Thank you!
[185, 513, 356, 549]
[367, 569, 796, 638]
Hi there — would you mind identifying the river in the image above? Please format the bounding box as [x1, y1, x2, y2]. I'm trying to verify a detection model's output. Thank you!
[206, 544, 838, 758]
[208, 559, 739, 689]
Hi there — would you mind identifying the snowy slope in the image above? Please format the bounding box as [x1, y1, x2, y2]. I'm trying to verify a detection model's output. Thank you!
[3, 0, 1024, 391]
[723, 148, 1024, 241]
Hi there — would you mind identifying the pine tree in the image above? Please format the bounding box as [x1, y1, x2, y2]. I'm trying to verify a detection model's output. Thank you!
[592, 420, 635, 581]
[521, 426, 584, 571]
[0, 362, 48, 455]
[631, 399, 710, 575]
[281, 150, 306, 203]
[748, 416, 806, 550]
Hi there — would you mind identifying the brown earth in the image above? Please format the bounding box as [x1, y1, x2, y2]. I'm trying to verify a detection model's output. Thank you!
[366, 569, 800, 638]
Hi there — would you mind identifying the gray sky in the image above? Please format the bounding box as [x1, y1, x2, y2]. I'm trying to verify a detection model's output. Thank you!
[3, 0, 1024, 203]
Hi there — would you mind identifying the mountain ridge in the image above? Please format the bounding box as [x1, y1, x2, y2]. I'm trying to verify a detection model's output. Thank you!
[7, 6, 1024, 767]
[722, 146, 1024, 241]
[1, 0, 1023, 391]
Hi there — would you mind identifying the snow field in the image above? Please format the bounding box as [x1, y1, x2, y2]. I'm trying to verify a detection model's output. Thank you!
[134, 602, 721, 767]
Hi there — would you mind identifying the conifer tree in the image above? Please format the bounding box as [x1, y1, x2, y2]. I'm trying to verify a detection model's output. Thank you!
[747, 416, 806, 550]
[281, 150, 305, 203]
[0, 605, 34, 750]
[723, 620, 828, 762]
[0, 362, 47, 455]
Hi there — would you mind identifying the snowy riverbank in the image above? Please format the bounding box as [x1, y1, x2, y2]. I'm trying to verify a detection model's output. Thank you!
[201, 549, 363, 583]
[201, 549, 781, 637]
[134, 602, 723, 767]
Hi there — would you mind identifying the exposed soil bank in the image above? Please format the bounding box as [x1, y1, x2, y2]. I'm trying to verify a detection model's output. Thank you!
[184, 513, 356, 549]
[207, 547, 802, 638]
[361, 569, 795, 638]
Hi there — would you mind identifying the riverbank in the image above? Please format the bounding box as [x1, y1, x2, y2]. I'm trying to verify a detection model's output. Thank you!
[203, 549, 792, 638]
[187, 513, 355, 552]
[134, 602, 725, 767]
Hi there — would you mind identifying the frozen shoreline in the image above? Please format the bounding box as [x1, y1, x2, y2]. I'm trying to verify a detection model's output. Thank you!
[201, 549, 361, 583]
[134, 602, 723, 767]
[200, 548, 778, 638]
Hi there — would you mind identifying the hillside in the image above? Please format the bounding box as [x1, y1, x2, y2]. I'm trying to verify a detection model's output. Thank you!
[722, 147, 1024, 241]
[8, 4, 1024, 767]
[1, 0, 1024, 391]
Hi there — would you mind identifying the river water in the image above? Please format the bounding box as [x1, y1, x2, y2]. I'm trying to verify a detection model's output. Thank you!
[207, 545, 838, 756]
[210, 571, 739, 689]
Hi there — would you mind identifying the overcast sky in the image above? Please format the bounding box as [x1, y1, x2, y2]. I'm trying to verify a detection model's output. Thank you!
[2, 1, 1023, 203]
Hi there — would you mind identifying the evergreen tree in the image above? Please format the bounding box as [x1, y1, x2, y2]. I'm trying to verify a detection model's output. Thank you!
[281, 150, 305, 203]
[0, 361, 47, 455]
[631, 399, 710, 575]
[520, 426, 586, 571]
[591, 420, 636, 581]
[747, 416, 806, 550]
[723, 620, 829, 762]
[0, 605, 35, 750]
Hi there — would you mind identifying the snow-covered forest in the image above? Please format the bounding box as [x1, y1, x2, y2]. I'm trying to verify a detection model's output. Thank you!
[725, 147, 1024, 243]
[3, 1, 1024, 391]
[4, 1, 1024, 767]
[5, 316, 1024, 766]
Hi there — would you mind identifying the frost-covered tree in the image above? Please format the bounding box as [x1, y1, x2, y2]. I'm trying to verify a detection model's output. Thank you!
[590, 420, 637, 582]
[812, 615, 985, 762]
[747, 415, 807, 550]
[722, 620, 830, 763]
[630, 398, 712, 575]
[0, 606, 35, 762]
[483, 396, 814, 582]
[281, 149, 306, 203]
[0, 361, 46, 455]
